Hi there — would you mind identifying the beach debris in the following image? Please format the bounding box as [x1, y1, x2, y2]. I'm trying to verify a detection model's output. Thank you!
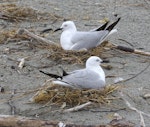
[142, 93, 150, 99]
[18, 58, 25, 69]
[58, 122, 66, 127]
[0, 86, 5, 93]
[0, 114, 137, 127]
[17, 28, 57, 46]
[113, 113, 123, 120]
[114, 77, 124, 83]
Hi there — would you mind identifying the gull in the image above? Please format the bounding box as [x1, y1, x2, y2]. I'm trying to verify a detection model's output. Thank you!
[40, 56, 105, 89]
[53, 18, 120, 50]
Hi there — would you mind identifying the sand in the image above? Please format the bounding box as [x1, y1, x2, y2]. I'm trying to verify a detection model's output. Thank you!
[0, 0, 150, 126]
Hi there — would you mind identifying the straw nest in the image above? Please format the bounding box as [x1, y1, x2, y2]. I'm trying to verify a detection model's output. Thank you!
[30, 83, 120, 107]
[44, 41, 114, 65]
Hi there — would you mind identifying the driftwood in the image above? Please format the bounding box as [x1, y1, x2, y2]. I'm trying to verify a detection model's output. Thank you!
[63, 101, 92, 112]
[0, 115, 136, 127]
[17, 29, 58, 46]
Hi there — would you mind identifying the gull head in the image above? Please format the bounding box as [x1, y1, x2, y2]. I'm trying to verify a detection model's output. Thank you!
[60, 21, 77, 31]
[86, 56, 103, 68]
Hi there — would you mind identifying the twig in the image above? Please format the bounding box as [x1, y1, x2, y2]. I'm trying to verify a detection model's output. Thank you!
[113, 63, 150, 84]
[63, 101, 92, 112]
[118, 38, 134, 47]
[7, 89, 16, 115]
[0, 88, 40, 105]
[139, 112, 146, 127]
[90, 107, 126, 112]
[119, 91, 150, 127]
[17, 28, 58, 46]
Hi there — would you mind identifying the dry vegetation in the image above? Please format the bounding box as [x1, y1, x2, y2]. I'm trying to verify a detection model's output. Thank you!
[30, 83, 120, 108]
[0, 3, 61, 22]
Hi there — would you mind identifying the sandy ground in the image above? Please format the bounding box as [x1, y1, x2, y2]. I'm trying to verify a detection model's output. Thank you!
[0, 0, 150, 126]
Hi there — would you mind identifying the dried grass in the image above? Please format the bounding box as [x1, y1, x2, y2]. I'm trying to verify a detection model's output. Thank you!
[0, 3, 61, 22]
[45, 41, 114, 64]
[31, 83, 120, 108]
[0, 29, 28, 43]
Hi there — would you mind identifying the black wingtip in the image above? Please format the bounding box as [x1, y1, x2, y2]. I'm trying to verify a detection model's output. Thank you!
[59, 66, 69, 76]
[39, 70, 62, 79]
[106, 17, 121, 31]
[62, 69, 69, 76]
[62, 68, 69, 76]
[95, 21, 110, 31]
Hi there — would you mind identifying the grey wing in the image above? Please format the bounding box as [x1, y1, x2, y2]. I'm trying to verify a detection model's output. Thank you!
[71, 31, 109, 50]
[62, 69, 105, 89]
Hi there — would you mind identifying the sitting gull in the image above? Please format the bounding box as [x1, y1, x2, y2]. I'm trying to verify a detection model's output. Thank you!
[40, 56, 106, 89]
[53, 18, 121, 50]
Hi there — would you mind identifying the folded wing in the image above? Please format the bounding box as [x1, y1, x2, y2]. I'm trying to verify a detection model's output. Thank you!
[71, 31, 109, 50]
[62, 69, 105, 89]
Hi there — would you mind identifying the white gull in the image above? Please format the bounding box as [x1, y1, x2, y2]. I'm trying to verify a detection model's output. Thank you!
[54, 18, 120, 50]
[40, 56, 105, 89]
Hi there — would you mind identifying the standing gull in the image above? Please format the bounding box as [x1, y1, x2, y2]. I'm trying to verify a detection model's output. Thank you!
[53, 18, 120, 50]
[40, 56, 105, 89]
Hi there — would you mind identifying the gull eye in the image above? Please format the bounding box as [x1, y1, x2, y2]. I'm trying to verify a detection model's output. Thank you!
[96, 59, 99, 62]
[64, 24, 67, 27]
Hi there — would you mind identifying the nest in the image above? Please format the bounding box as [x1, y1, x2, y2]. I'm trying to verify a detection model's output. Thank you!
[44, 41, 114, 65]
[30, 83, 120, 108]
[0, 3, 61, 22]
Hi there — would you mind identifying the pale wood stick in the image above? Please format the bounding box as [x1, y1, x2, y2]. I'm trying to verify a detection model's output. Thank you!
[17, 28, 58, 46]
[110, 43, 150, 56]
[134, 49, 150, 56]
[63, 101, 92, 112]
